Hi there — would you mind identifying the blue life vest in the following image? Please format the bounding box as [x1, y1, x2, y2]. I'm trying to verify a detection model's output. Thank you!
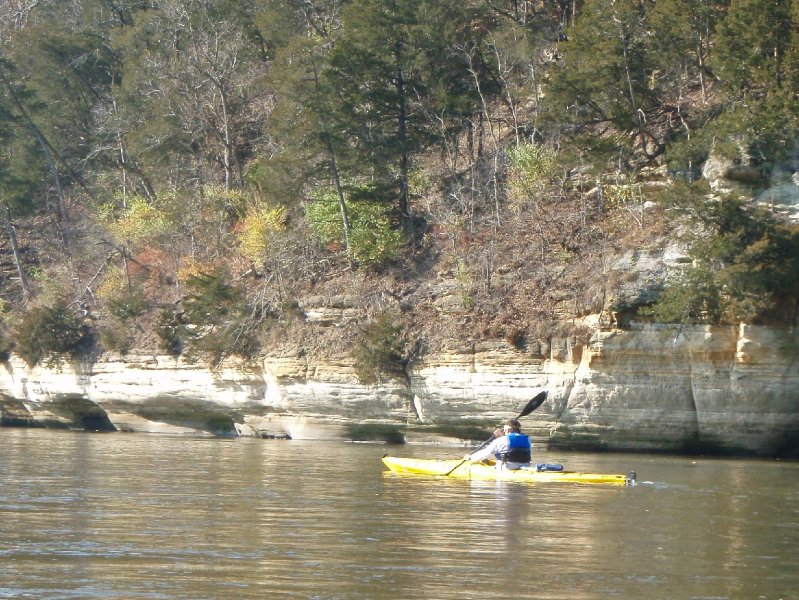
[498, 432, 531, 464]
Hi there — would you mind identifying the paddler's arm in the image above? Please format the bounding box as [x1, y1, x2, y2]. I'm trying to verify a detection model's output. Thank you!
[463, 428, 503, 461]
[464, 437, 500, 462]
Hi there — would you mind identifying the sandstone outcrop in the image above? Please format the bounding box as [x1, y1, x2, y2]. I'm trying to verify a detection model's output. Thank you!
[1, 321, 796, 457]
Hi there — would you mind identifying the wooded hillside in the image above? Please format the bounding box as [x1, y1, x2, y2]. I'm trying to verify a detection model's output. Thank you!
[0, 0, 797, 374]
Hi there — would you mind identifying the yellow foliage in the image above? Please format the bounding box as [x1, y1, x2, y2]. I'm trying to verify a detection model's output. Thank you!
[202, 184, 249, 217]
[104, 195, 171, 246]
[604, 181, 643, 211]
[177, 258, 213, 285]
[236, 206, 287, 263]
[97, 266, 129, 301]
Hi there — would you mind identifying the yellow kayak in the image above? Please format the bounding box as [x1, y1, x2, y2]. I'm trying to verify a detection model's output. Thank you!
[382, 456, 636, 486]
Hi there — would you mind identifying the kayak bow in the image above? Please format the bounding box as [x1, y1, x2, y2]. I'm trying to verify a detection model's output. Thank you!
[382, 456, 637, 486]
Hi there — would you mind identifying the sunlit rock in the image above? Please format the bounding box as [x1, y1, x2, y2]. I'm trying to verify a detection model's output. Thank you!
[0, 321, 797, 456]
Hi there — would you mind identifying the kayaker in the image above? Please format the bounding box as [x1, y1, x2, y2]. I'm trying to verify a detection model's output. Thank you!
[464, 418, 532, 469]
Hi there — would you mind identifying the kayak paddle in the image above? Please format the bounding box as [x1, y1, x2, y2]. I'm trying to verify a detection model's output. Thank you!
[444, 390, 548, 476]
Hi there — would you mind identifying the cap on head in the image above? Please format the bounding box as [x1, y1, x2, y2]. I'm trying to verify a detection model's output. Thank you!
[505, 418, 521, 432]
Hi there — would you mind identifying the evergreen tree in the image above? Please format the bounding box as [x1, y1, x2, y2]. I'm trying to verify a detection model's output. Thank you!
[114, 0, 268, 193]
[713, 0, 793, 95]
[414, 0, 498, 145]
[325, 0, 434, 234]
[648, 0, 727, 176]
[646, 182, 799, 325]
[709, 0, 799, 174]
[265, 4, 354, 257]
[0, 57, 47, 301]
[0, 58, 48, 214]
[649, 0, 725, 103]
[543, 0, 667, 168]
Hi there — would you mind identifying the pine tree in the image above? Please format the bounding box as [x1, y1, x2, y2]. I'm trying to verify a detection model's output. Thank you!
[543, 0, 666, 167]
[325, 0, 433, 234]
[710, 0, 799, 174]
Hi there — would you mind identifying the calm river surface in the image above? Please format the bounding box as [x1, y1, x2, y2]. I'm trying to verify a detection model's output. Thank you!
[1, 428, 797, 599]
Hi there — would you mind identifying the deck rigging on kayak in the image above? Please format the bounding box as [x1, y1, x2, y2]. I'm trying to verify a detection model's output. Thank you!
[382, 390, 637, 486]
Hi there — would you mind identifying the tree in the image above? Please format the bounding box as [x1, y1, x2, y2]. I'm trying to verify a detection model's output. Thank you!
[254, 0, 345, 51]
[325, 0, 435, 234]
[543, 0, 671, 168]
[649, 0, 725, 104]
[179, 266, 262, 365]
[13, 299, 93, 367]
[268, 32, 355, 257]
[0, 48, 88, 222]
[114, 0, 269, 192]
[713, 0, 793, 96]
[645, 182, 799, 325]
[351, 311, 407, 384]
[0, 56, 51, 302]
[305, 184, 402, 266]
[707, 0, 799, 175]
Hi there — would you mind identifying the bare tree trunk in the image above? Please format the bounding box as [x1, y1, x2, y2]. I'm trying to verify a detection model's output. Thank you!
[695, 41, 707, 103]
[329, 153, 351, 247]
[0, 68, 89, 191]
[3, 204, 30, 301]
[394, 39, 412, 235]
[112, 94, 156, 203]
[465, 46, 501, 230]
[217, 83, 236, 192]
[30, 126, 68, 221]
[309, 54, 352, 259]
[492, 42, 520, 146]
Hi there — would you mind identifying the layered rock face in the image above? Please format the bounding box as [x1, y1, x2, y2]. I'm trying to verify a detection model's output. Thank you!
[0, 322, 796, 456]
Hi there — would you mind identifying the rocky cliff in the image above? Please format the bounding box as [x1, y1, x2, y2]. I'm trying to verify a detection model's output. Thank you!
[1, 320, 796, 457]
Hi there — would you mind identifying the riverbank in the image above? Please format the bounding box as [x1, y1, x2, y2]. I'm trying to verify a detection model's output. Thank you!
[2, 320, 797, 458]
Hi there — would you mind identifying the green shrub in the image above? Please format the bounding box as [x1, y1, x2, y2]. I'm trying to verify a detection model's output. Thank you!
[351, 312, 407, 385]
[178, 269, 262, 366]
[640, 265, 722, 324]
[306, 186, 402, 266]
[99, 326, 132, 355]
[183, 269, 241, 323]
[185, 320, 261, 367]
[107, 290, 148, 321]
[156, 309, 183, 357]
[14, 301, 94, 367]
[507, 142, 560, 202]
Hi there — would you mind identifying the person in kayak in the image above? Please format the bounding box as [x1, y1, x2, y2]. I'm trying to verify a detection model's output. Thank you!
[464, 418, 532, 469]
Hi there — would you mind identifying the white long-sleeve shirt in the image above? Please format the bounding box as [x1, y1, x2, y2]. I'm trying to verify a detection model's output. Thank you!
[468, 434, 531, 469]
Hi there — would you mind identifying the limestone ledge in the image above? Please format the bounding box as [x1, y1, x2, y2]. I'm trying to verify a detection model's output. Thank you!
[0, 322, 797, 456]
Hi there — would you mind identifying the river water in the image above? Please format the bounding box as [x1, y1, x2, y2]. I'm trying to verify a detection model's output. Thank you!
[1, 429, 797, 599]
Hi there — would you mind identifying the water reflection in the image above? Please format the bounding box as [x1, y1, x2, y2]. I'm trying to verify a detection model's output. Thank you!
[1, 429, 797, 599]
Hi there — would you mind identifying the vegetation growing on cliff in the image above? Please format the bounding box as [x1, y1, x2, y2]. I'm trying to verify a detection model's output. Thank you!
[13, 300, 93, 367]
[0, 0, 797, 368]
[644, 181, 799, 325]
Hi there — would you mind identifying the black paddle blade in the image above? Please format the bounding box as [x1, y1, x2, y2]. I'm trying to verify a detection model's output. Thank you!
[517, 391, 547, 418]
